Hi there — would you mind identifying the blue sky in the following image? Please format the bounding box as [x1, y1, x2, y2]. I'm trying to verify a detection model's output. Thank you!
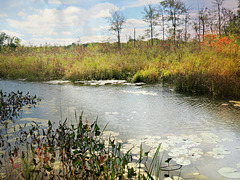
[0, 0, 238, 46]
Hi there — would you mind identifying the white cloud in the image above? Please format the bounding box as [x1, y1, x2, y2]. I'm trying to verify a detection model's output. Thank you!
[22, 37, 78, 46]
[47, 0, 62, 5]
[43, 0, 78, 5]
[18, 11, 26, 19]
[62, 31, 72, 35]
[223, 0, 238, 11]
[90, 3, 119, 18]
[21, 34, 114, 46]
[0, 14, 8, 18]
[126, 18, 147, 28]
[0, 29, 24, 37]
[121, 0, 160, 10]
[7, 3, 118, 37]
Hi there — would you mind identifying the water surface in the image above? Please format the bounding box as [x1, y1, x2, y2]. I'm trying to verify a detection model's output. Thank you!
[1, 80, 240, 179]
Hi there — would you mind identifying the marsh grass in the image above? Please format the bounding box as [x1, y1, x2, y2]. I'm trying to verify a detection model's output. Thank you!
[1, 35, 240, 97]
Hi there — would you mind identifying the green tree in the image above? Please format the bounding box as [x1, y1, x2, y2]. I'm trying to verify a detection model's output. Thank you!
[161, 0, 187, 43]
[0, 32, 21, 50]
[142, 4, 158, 46]
[107, 11, 126, 49]
[0, 32, 9, 49]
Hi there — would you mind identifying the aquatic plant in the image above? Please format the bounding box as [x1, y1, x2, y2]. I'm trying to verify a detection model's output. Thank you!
[0, 114, 184, 179]
[0, 90, 40, 122]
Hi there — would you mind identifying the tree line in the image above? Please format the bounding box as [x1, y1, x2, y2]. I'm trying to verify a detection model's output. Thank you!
[0, 32, 21, 50]
[107, 0, 240, 49]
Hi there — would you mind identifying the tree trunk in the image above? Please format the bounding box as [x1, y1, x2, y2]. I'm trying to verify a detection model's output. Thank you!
[151, 23, 153, 46]
[173, 24, 176, 43]
[163, 19, 165, 41]
[117, 30, 121, 49]
[134, 28, 136, 48]
[218, 4, 221, 36]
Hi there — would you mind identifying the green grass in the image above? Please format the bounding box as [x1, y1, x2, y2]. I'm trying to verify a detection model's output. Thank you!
[1, 35, 240, 98]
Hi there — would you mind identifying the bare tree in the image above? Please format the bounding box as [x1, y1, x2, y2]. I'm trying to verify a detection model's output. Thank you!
[142, 4, 158, 46]
[161, 0, 187, 43]
[212, 0, 224, 36]
[199, 8, 209, 38]
[184, 12, 190, 42]
[157, 4, 167, 41]
[207, 8, 215, 33]
[107, 11, 125, 49]
[221, 8, 235, 35]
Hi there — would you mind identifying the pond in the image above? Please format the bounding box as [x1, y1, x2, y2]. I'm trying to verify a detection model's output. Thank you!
[1, 79, 240, 179]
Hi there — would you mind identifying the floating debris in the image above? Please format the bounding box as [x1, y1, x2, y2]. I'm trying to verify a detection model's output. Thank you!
[45, 80, 71, 84]
[122, 90, 158, 96]
[74, 80, 139, 86]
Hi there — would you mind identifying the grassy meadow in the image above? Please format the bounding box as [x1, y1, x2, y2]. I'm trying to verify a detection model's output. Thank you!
[0, 35, 240, 98]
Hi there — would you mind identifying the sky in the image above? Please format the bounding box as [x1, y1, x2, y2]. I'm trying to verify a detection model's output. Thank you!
[0, 0, 238, 46]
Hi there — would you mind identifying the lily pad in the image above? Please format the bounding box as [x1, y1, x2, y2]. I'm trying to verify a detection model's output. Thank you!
[168, 147, 188, 157]
[201, 133, 221, 143]
[188, 148, 203, 159]
[173, 157, 191, 166]
[206, 152, 225, 159]
[212, 146, 231, 155]
[218, 167, 240, 178]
